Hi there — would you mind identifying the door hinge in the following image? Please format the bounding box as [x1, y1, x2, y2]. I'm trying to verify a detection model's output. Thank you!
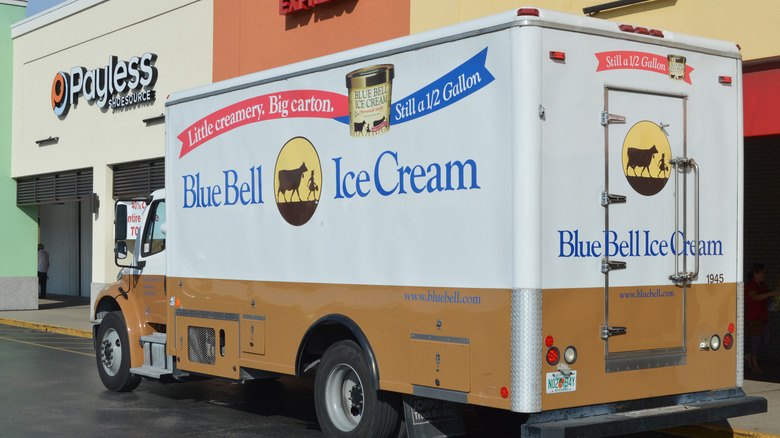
[601, 192, 626, 207]
[601, 258, 626, 273]
[601, 111, 626, 126]
[601, 325, 628, 340]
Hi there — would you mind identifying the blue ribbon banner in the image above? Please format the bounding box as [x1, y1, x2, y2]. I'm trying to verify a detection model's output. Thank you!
[392, 47, 494, 125]
[335, 47, 494, 126]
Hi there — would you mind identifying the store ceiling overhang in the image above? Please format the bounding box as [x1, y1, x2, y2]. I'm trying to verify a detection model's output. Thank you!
[744, 60, 780, 138]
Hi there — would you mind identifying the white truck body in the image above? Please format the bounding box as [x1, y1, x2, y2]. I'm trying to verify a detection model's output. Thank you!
[94, 8, 765, 437]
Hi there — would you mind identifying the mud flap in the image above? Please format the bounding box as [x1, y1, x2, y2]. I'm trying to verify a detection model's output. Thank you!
[403, 394, 465, 438]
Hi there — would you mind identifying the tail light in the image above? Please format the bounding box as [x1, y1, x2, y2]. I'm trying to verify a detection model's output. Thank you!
[546, 347, 560, 365]
[723, 333, 733, 349]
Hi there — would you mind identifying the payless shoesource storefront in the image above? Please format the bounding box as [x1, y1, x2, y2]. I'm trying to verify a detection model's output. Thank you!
[10, 0, 213, 305]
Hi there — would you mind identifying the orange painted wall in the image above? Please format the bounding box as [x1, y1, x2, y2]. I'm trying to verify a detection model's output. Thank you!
[214, 0, 411, 82]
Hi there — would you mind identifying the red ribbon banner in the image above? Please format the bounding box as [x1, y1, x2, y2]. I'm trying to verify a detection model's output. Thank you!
[178, 90, 348, 158]
[595, 51, 694, 85]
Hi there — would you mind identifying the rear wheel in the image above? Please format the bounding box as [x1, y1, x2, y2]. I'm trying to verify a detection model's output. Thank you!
[314, 340, 401, 438]
[95, 311, 141, 392]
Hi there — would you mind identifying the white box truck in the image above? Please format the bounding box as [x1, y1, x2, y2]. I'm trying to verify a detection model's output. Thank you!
[94, 7, 766, 437]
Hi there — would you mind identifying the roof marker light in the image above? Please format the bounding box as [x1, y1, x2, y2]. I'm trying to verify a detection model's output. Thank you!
[619, 24, 635, 33]
[635, 27, 650, 35]
[549, 51, 566, 61]
[650, 29, 664, 38]
[517, 8, 540, 17]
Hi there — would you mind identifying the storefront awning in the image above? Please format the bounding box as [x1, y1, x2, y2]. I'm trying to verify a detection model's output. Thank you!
[744, 60, 780, 137]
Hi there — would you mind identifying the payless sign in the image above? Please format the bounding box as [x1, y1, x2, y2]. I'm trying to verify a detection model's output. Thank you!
[279, 0, 341, 14]
[51, 52, 158, 116]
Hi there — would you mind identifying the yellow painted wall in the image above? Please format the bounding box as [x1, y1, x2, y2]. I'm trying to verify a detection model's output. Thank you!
[410, 0, 779, 62]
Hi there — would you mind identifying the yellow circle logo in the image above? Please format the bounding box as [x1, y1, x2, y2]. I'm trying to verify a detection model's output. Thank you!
[274, 137, 322, 226]
[621, 121, 671, 196]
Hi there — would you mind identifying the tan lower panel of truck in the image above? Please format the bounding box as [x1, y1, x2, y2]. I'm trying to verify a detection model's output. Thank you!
[166, 277, 513, 410]
[541, 283, 738, 411]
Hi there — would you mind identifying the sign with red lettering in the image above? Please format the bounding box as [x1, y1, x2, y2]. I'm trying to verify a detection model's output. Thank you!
[119, 201, 147, 239]
[595, 51, 694, 84]
[279, 0, 337, 15]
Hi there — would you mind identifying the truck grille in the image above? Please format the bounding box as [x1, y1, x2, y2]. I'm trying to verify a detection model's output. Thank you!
[188, 326, 216, 365]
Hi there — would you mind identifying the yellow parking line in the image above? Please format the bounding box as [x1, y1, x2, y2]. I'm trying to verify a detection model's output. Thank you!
[0, 335, 93, 357]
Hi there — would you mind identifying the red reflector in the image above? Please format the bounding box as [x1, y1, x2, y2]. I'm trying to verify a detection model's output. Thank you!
[619, 24, 635, 33]
[728, 323, 735, 333]
[736, 44, 742, 51]
[635, 27, 650, 35]
[719, 76, 733, 84]
[517, 8, 539, 17]
[546, 347, 560, 365]
[545, 335, 554, 347]
[549, 51, 566, 61]
[650, 29, 664, 38]
[500, 386, 509, 398]
[723, 333, 733, 349]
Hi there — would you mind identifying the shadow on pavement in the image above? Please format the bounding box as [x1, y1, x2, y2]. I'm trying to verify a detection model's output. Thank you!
[38, 294, 90, 310]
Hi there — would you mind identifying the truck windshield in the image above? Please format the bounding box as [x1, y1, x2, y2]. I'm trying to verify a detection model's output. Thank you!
[142, 200, 166, 256]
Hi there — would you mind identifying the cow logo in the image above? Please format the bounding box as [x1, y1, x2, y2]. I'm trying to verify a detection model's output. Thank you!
[621, 121, 671, 196]
[274, 137, 322, 226]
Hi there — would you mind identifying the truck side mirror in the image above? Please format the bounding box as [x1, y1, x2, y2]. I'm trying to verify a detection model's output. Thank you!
[115, 241, 128, 260]
[115, 203, 128, 241]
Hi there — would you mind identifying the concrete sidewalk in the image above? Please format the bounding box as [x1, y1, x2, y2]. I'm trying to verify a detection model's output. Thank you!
[0, 294, 778, 437]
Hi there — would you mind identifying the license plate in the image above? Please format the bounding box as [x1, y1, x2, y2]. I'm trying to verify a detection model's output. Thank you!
[546, 370, 577, 394]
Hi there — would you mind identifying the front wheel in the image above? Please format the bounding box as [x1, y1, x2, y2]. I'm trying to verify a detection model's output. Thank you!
[314, 340, 401, 438]
[95, 311, 141, 392]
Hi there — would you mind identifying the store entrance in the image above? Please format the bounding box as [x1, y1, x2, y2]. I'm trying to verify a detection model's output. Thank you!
[39, 200, 92, 297]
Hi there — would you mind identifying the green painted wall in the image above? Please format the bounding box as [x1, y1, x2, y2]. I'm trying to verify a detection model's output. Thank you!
[1, 3, 38, 277]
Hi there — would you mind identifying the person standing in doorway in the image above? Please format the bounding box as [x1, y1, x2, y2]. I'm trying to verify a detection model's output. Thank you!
[37, 244, 49, 299]
[745, 262, 779, 373]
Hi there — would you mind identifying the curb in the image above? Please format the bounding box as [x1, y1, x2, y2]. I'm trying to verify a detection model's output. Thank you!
[0, 317, 92, 339]
[664, 424, 778, 438]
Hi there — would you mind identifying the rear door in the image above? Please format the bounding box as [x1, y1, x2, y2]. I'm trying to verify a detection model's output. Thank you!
[602, 87, 691, 372]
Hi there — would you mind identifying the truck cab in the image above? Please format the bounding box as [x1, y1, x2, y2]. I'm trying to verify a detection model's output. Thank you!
[93, 189, 170, 391]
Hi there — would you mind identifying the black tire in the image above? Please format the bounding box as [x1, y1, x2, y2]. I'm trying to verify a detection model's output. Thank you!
[95, 311, 142, 392]
[314, 340, 401, 438]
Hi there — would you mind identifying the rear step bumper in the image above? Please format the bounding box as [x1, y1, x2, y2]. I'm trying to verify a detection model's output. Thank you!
[521, 388, 767, 437]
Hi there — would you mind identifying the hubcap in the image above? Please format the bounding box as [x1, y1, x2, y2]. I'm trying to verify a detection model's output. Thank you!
[325, 363, 364, 432]
[100, 328, 121, 376]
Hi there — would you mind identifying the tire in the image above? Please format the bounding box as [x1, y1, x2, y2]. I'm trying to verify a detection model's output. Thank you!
[95, 311, 142, 392]
[314, 340, 401, 438]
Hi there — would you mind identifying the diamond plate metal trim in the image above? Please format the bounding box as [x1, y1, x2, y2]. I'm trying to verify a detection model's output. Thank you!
[511, 288, 542, 412]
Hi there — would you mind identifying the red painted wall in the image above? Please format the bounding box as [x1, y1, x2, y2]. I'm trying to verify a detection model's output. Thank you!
[214, 0, 411, 82]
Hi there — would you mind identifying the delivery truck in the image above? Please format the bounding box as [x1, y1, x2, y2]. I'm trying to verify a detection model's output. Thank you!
[93, 7, 766, 437]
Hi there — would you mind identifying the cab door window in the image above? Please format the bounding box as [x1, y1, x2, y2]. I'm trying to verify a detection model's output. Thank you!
[142, 200, 166, 256]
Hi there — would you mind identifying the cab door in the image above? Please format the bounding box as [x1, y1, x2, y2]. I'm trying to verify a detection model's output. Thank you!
[133, 198, 167, 325]
[602, 87, 692, 372]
